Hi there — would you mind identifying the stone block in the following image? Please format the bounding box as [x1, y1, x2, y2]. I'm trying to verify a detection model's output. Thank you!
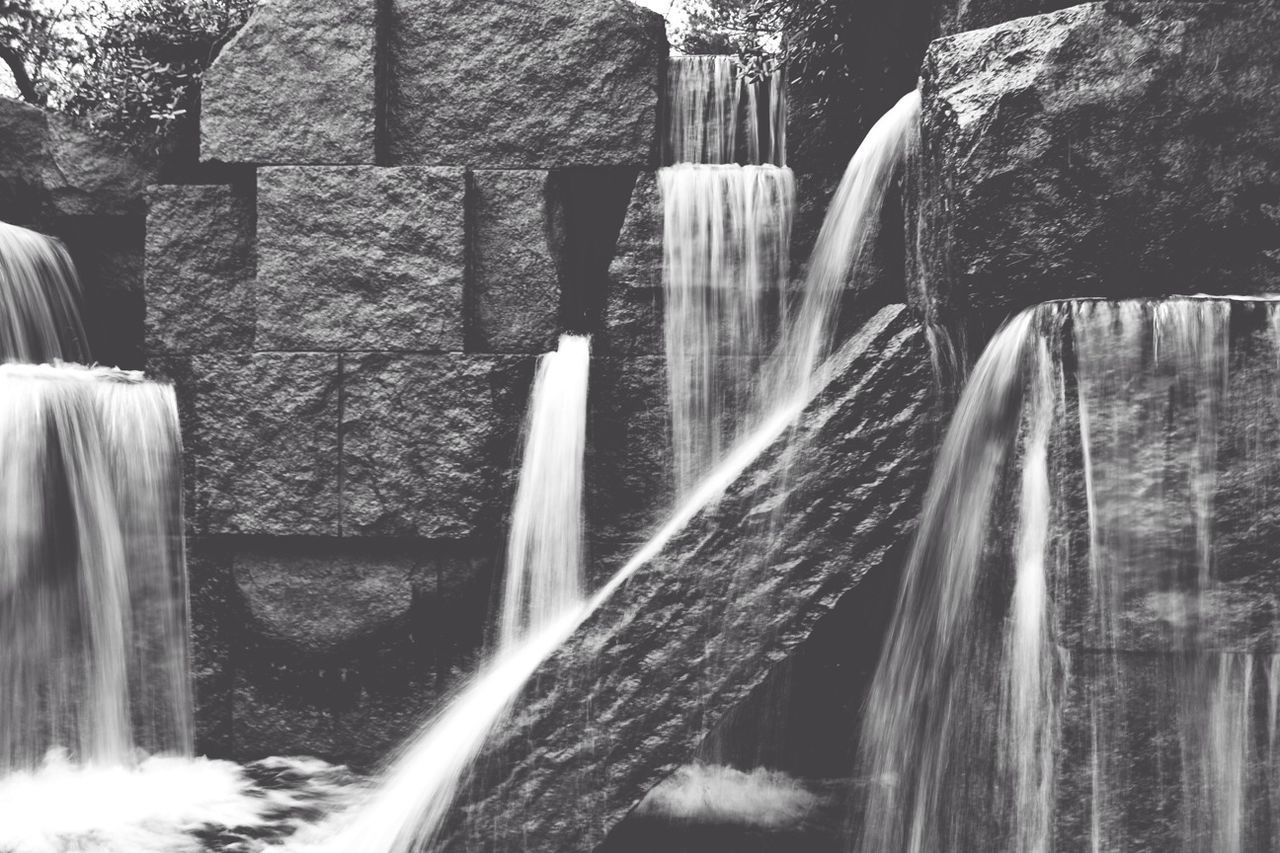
[914, 2, 1280, 343]
[178, 352, 341, 535]
[470, 170, 563, 352]
[145, 184, 255, 354]
[602, 172, 663, 354]
[341, 353, 533, 537]
[256, 166, 465, 351]
[201, 0, 377, 164]
[388, 0, 666, 166]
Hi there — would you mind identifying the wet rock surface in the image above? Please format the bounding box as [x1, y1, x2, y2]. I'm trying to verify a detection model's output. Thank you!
[200, 0, 377, 164]
[442, 305, 938, 852]
[914, 1, 1280, 345]
[469, 170, 563, 352]
[388, 0, 666, 166]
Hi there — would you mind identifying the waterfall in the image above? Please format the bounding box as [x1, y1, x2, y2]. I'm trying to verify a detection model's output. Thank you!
[0, 223, 89, 362]
[0, 223, 191, 772]
[289, 89, 921, 853]
[664, 56, 785, 167]
[852, 296, 1280, 853]
[661, 55, 799, 497]
[661, 164, 794, 495]
[498, 334, 591, 648]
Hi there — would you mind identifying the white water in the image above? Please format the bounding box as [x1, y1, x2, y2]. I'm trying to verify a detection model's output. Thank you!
[498, 334, 591, 648]
[0, 223, 89, 362]
[853, 297, 1280, 853]
[661, 163, 794, 496]
[664, 56, 785, 167]
[0, 364, 191, 771]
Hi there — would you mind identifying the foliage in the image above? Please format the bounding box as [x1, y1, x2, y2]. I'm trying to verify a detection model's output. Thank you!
[65, 0, 256, 146]
[0, 0, 253, 147]
[0, 0, 100, 105]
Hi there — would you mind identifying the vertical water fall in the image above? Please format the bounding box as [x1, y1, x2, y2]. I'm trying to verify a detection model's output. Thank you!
[662, 56, 794, 497]
[0, 221, 190, 771]
[499, 334, 591, 648]
[852, 297, 1280, 853]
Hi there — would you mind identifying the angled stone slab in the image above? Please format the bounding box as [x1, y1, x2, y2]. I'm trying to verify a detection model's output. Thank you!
[442, 305, 938, 852]
[341, 353, 533, 538]
[145, 184, 255, 353]
[913, 2, 1280, 343]
[256, 166, 465, 351]
[389, 0, 666, 166]
[470, 170, 563, 352]
[200, 0, 377, 164]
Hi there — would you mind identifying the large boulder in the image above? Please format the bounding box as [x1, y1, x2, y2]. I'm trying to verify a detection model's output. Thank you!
[200, 0, 378, 164]
[388, 0, 666, 166]
[442, 304, 938, 852]
[913, 1, 1280, 346]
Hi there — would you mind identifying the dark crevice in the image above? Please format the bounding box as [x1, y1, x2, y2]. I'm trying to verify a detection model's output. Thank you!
[551, 167, 639, 336]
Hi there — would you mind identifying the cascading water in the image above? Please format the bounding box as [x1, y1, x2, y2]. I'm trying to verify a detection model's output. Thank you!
[285, 83, 924, 853]
[663, 55, 785, 167]
[0, 223, 89, 363]
[852, 296, 1280, 853]
[497, 334, 591, 649]
[0, 364, 191, 770]
[661, 164, 794, 495]
[661, 55, 795, 497]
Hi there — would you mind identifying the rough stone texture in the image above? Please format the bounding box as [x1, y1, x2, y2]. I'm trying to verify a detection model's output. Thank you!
[934, 0, 1081, 35]
[389, 0, 666, 167]
[155, 352, 342, 535]
[255, 166, 465, 351]
[442, 305, 938, 852]
[914, 1, 1280, 345]
[341, 353, 533, 538]
[200, 0, 377, 164]
[0, 98, 153, 220]
[601, 172, 664, 355]
[470, 170, 562, 352]
[145, 184, 255, 354]
[233, 551, 414, 653]
[187, 541, 234, 756]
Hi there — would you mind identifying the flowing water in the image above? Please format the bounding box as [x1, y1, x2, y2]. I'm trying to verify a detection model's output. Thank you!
[852, 296, 1280, 853]
[497, 334, 591, 649]
[664, 55, 785, 167]
[0, 223, 88, 362]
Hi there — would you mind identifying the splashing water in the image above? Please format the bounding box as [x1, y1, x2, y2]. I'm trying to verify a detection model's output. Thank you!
[498, 334, 591, 649]
[853, 296, 1280, 853]
[0, 222, 89, 362]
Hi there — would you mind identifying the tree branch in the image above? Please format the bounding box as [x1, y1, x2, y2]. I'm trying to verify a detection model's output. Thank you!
[0, 42, 41, 104]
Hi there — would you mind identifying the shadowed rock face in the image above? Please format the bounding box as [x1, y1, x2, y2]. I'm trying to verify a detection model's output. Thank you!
[440, 305, 938, 853]
[912, 1, 1280, 348]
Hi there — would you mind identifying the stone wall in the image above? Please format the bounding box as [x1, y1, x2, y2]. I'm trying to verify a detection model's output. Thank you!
[145, 0, 677, 765]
